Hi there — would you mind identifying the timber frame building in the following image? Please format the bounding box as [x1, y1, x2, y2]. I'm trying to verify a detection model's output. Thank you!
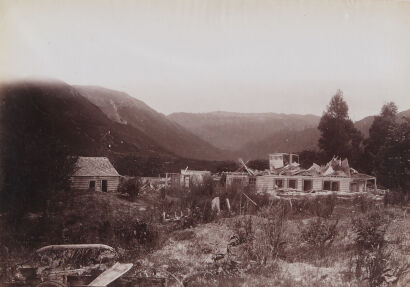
[226, 153, 376, 194]
[70, 157, 120, 192]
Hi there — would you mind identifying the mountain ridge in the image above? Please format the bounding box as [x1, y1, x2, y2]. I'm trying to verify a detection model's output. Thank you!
[167, 112, 321, 151]
[168, 109, 410, 160]
[75, 85, 233, 160]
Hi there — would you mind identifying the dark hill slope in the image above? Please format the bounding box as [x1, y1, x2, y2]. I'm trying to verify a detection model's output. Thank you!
[75, 86, 231, 160]
[237, 127, 320, 160]
[0, 81, 170, 157]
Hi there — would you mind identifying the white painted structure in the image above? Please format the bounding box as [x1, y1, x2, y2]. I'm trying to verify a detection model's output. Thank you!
[269, 153, 299, 171]
[256, 175, 351, 193]
[180, 169, 211, 188]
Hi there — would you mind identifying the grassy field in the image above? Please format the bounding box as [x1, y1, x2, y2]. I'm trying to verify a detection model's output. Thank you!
[131, 195, 410, 287]
[1, 190, 409, 287]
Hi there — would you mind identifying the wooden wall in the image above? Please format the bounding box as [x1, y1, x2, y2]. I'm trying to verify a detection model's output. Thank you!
[226, 174, 249, 187]
[70, 176, 120, 192]
[256, 175, 351, 193]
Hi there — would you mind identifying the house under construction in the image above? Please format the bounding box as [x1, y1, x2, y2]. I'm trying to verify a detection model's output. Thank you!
[226, 153, 376, 194]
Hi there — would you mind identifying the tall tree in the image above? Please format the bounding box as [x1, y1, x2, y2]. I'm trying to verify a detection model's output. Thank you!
[365, 102, 398, 160]
[318, 90, 363, 164]
[365, 102, 409, 191]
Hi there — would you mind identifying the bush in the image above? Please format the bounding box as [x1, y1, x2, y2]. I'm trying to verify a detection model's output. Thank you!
[310, 194, 337, 218]
[352, 212, 386, 251]
[233, 215, 254, 245]
[288, 194, 336, 218]
[363, 246, 391, 287]
[353, 195, 374, 213]
[256, 212, 287, 264]
[351, 211, 391, 285]
[232, 204, 287, 265]
[300, 217, 338, 252]
[383, 189, 409, 206]
[119, 177, 142, 200]
[172, 230, 196, 241]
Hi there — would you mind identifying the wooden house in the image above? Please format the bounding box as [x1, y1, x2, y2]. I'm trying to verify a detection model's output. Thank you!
[70, 157, 120, 192]
[256, 156, 376, 194]
[256, 175, 352, 193]
[225, 172, 256, 190]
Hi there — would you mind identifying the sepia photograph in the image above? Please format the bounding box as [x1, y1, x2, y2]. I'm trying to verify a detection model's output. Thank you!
[0, 0, 409, 286]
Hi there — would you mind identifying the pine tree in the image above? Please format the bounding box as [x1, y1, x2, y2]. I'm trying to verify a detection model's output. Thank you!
[318, 90, 363, 164]
[365, 102, 410, 191]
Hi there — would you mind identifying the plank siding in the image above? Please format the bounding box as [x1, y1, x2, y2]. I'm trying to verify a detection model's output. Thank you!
[71, 176, 120, 192]
[256, 175, 353, 193]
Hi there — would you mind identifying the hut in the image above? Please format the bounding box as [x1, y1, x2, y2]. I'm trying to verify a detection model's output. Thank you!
[70, 157, 120, 192]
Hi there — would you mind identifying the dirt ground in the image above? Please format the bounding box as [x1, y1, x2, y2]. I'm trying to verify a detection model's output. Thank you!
[132, 203, 410, 287]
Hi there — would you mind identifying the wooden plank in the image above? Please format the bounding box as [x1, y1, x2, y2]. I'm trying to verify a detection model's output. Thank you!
[36, 244, 115, 253]
[88, 263, 133, 287]
[242, 192, 258, 206]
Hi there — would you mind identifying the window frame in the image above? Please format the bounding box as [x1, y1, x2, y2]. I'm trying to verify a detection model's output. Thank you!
[275, 178, 284, 188]
[323, 180, 340, 191]
[303, 179, 313, 191]
[89, 180, 96, 189]
[288, 179, 297, 189]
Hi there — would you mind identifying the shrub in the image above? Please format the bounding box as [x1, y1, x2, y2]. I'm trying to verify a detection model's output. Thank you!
[172, 230, 195, 241]
[288, 194, 336, 218]
[363, 246, 391, 287]
[352, 212, 386, 251]
[383, 189, 409, 206]
[351, 211, 391, 285]
[255, 215, 286, 264]
[353, 195, 374, 213]
[119, 177, 142, 200]
[233, 215, 254, 245]
[300, 217, 338, 252]
[310, 194, 337, 218]
[232, 204, 287, 265]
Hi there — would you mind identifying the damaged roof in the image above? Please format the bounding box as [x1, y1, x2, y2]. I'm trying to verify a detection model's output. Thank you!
[269, 156, 373, 179]
[73, 157, 120, 177]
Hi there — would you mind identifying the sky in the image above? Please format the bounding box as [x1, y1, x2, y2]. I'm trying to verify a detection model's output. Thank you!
[1, 0, 409, 120]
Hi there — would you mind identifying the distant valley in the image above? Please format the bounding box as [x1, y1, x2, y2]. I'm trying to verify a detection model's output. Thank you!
[2, 80, 408, 167]
[168, 110, 410, 160]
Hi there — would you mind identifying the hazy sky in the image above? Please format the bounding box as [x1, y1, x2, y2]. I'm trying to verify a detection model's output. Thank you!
[1, 0, 409, 120]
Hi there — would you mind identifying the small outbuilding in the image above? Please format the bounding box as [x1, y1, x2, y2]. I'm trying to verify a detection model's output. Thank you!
[70, 157, 120, 192]
[180, 169, 211, 188]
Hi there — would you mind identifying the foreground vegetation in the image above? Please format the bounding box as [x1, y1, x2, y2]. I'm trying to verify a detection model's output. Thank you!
[1, 182, 409, 286]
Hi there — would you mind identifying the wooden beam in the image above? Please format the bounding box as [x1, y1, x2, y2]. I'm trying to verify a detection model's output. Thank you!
[242, 192, 258, 206]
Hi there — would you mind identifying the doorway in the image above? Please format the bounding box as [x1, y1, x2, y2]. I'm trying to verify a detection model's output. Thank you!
[102, 180, 108, 192]
[89, 180, 96, 190]
[303, 180, 313, 192]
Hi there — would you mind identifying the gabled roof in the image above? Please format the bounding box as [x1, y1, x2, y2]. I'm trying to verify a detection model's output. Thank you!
[73, 157, 120, 177]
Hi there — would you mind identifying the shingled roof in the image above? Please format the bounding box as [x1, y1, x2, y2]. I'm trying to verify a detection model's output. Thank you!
[72, 157, 120, 177]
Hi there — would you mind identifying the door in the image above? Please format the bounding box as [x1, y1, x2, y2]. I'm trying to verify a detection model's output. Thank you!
[89, 180, 96, 190]
[184, 176, 190, 188]
[350, 183, 358, 192]
[303, 180, 313, 192]
[102, 180, 108, 192]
